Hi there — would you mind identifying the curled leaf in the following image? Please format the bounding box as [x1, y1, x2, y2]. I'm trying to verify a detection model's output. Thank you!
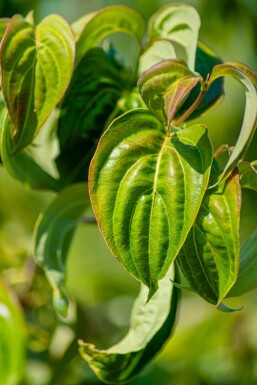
[177, 171, 241, 304]
[139, 40, 176, 74]
[33, 183, 90, 316]
[0, 14, 75, 151]
[79, 266, 178, 384]
[0, 282, 25, 385]
[208, 62, 257, 186]
[138, 59, 200, 124]
[1, 114, 61, 191]
[176, 41, 224, 120]
[75, 6, 146, 65]
[147, 3, 201, 70]
[89, 109, 212, 297]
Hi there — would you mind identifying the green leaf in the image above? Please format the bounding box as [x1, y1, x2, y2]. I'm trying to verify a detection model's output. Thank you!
[208, 62, 257, 186]
[56, 47, 127, 184]
[138, 59, 200, 125]
[177, 171, 241, 304]
[139, 40, 176, 74]
[0, 14, 75, 152]
[89, 109, 213, 297]
[238, 160, 257, 191]
[147, 3, 201, 71]
[71, 12, 96, 41]
[176, 41, 224, 120]
[33, 183, 90, 316]
[1, 114, 61, 191]
[227, 228, 257, 297]
[0, 282, 25, 385]
[79, 265, 178, 384]
[75, 6, 146, 65]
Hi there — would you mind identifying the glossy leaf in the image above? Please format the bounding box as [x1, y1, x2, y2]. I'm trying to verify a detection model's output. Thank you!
[147, 3, 201, 71]
[79, 266, 178, 384]
[0, 14, 75, 152]
[228, 228, 257, 297]
[1, 114, 61, 191]
[177, 171, 241, 304]
[75, 6, 146, 65]
[139, 40, 176, 74]
[138, 59, 200, 124]
[238, 160, 257, 191]
[33, 183, 90, 316]
[56, 47, 127, 184]
[0, 282, 25, 385]
[208, 62, 257, 186]
[89, 109, 213, 296]
[176, 41, 224, 120]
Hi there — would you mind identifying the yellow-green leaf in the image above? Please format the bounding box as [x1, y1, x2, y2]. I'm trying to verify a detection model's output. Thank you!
[138, 59, 200, 125]
[75, 6, 146, 65]
[89, 110, 212, 297]
[177, 171, 241, 304]
[0, 14, 75, 152]
[0, 282, 26, 385]
[147, 3, 200, 71]
[208, 62, 257, 186]
[79, 266, 178, 384]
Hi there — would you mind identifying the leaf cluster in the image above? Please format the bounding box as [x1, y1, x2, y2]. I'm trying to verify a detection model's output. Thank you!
[0, 3, 257, 384]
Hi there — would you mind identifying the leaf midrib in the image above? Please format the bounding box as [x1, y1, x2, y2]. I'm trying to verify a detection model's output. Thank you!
[148, 135, 170, 285]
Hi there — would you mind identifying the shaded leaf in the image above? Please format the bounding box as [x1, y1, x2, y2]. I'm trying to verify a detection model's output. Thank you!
[238, 160, 257, 191]
[1, 114, 61, 191]
[33, 183, 90, 316]
[56, 47, 127, 185]
[89, 109, 212, 297]
[79, 266, 178, 384]
[177, 171, 241, 304]
[0, 14, 75, 152]
[208, 62, 257, 186]
[228, 228, 257, 297]
[0, 282, 25, 385]
[147, 3, 201, 70]
[75, 6, 146, 66]
[138, 59, 200, 125]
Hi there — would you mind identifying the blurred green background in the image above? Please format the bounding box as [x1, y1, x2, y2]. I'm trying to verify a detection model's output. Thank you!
[1, 0, 257, 384]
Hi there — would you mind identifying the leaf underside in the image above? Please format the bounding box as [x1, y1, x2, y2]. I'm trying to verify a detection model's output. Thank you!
[0, 14, 75, 152]
[147, 3, 201, 71]
[79, 266, 178, 384]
